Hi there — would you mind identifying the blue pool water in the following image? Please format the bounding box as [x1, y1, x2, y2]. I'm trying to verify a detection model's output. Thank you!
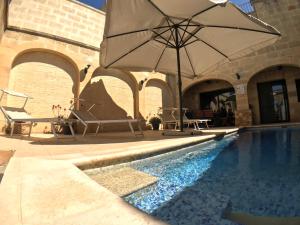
[124, 128, 300, 224]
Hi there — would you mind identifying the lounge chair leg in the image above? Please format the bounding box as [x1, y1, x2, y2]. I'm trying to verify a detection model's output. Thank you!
[95, 123, 101, 135]
[29, 122, 33, 137]
[195, 122, 200, 130]
[10, 122, 14, 136]
[137, 121, 144, 135]
[68, 123, 75, 136]
[83, 125, 88, 136]
[128, 121, 135, 135]
[175, 122, 178, 130]
[51, 123, 58, 138]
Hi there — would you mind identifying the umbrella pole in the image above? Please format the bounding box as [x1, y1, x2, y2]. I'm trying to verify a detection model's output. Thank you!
[175, 26, 184, 132]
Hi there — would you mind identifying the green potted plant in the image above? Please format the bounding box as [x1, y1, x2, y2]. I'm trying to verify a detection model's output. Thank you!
[149, 116, 161, 130]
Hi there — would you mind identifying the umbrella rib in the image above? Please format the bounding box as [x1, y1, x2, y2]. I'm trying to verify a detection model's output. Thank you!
[181, 20, 192, 43]
[187, 24, 281, 36]
[153, 38, 174, 47]
[179, 26, 203, 47]
[182, 39, 199, 48]
[154, 34, 173, 71]
[177, 25, 186, 46]
[198, 38, 229, 59]
[106, 26, 170, 39]
[205, 25, 281, 36]
[177, 26, 229, 59]
[166, 19, 177, 45]
[178, 4, 219, 26]
[183, 46, 197, 78]
[152, 28, 176, 48]
[105, 28, 171, 68]
[190, 4, 220, 20]
[147, 0, 174, 24]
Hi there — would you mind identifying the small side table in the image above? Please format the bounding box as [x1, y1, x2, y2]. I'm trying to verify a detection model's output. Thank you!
[51, 119, 77, 138]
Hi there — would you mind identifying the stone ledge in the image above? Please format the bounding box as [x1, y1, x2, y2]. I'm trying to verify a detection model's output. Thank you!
[0, 157, 167, 225]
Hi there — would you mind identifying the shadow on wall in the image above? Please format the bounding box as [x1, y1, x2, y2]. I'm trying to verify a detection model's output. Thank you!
[79, 70, 139, 132]
[80, 79, 131, 119]
[144, 79, 174, 120]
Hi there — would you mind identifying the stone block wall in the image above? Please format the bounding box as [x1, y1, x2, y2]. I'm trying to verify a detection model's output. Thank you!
[8, 0, 105, 48]
[248, 66, 300, 124]
[0, 0, 6, 40]
[235, 109, 252, 127]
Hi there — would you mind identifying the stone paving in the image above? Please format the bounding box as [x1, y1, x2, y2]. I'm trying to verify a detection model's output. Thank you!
[0, 129, 235, 169]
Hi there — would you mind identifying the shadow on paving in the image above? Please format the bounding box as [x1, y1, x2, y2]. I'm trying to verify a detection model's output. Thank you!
[0, 150, 15, 183]
[0, 130, 218, 146]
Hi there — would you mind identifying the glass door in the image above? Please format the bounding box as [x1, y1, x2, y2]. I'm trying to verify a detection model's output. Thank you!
[257, 80, 290, 124]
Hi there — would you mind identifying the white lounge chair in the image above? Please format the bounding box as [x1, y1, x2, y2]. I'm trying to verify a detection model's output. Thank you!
[0, 89, 75, 137]
[70, 104, 143, 137]
[159, 107, 210, 130]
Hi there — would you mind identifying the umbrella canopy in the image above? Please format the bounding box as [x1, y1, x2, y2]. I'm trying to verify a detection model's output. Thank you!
[100, 0, 281, 131]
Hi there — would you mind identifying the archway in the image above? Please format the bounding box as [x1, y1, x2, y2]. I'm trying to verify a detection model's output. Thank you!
[183, 79, 236, 126]
[143, 78, 174, 119]
[8, 50, 77, 131]
[247, 65, 300, 124]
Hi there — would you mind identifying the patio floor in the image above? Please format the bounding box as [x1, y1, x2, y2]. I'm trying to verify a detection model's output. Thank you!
[0, 128, 237, 169]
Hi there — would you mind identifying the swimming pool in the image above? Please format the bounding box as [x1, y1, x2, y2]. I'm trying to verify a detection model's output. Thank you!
[124, 128, 300, 224]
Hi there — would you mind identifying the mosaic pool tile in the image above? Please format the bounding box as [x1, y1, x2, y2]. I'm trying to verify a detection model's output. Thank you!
[121, 128, 300, 224]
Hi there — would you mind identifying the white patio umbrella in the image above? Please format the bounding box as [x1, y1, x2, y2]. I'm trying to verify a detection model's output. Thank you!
[100, 0, 280, 131]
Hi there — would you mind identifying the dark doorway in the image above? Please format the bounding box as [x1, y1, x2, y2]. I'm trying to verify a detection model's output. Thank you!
[200, 88, 236, 112]
[257, 80, 290, 124]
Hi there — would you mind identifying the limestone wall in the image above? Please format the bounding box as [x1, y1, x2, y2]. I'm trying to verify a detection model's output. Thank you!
[8, 0, 105, 48]
[0, 0, 5, 41]
[0, 24, 173, 133]
[248, 66, 300, 124]
[182, 0, 300, 126]
[0, 0, 175, 133]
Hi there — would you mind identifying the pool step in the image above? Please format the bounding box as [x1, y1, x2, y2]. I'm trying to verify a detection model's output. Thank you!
[88, 167, 158, 197]
[152, 188, 241, 225]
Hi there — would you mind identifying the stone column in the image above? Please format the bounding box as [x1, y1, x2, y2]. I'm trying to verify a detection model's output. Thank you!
[234, 83, 253, 127]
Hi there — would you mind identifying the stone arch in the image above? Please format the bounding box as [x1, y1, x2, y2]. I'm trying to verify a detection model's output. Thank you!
[79, 67, 138, 121]
[183, 77, 235, 96]
[8, 49, 78, 130]
[142, 78, 174, 119]
[183, 79, 237, 126]
[247, 64, 300, 124]
[11, 48, 80, 75]
[247, 63, 300, 84]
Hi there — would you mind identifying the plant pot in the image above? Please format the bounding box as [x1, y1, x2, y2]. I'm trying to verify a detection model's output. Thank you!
[151, 123, 160, 130]
[5, 122, 27, 135]
[62, 125, 72, 135]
